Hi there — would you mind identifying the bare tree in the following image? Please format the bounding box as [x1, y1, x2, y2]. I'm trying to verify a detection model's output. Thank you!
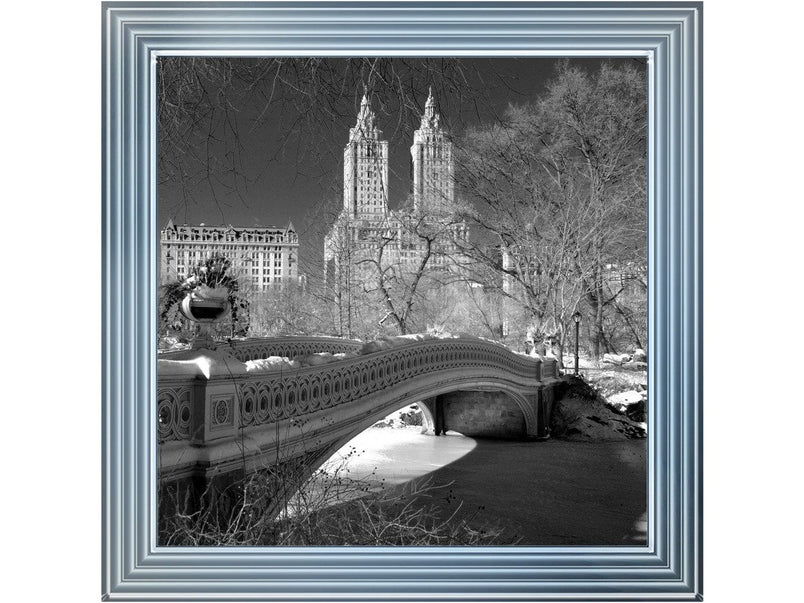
[453, 61, 647, 359]
[540, 61, 647, 357]
[351, 201, 466, 335]
[454, 113, 583, 357]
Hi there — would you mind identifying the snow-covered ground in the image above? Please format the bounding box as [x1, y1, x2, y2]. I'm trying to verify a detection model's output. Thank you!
[562, 353, 647, 416]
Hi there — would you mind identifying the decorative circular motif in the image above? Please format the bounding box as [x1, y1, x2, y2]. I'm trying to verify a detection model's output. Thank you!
[158, 402, 172, 430]
[156, 388, 193, 441]
[241, 397, 254, 423]
[257, 392, 270, 422]
[298, 385, 309, 411]
[271, 390, 282, 419]
[213, 399, 230, 425]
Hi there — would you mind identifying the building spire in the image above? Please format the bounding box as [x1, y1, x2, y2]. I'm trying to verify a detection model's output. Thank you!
[360, 83, 369, 107]
[420, 86, 440, 129]
[353, 85, 378, 137]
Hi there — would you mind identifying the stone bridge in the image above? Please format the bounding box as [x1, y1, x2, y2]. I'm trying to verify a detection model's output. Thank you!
[157, 336, 560, 489]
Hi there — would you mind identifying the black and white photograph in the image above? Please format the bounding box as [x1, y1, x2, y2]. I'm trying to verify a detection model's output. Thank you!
[18, 0, 804, 601]
[156, 57, 649, 546]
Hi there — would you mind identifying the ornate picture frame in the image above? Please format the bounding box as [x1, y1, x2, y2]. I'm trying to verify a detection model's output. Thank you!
[102, 1, 702, 600]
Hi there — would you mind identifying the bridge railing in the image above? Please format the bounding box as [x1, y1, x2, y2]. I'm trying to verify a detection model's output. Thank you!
[157, 337, 558, 447]
[159, 335, 364, 363]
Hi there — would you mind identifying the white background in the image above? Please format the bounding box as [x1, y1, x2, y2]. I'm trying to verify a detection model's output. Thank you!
[1, 0, 801, 601]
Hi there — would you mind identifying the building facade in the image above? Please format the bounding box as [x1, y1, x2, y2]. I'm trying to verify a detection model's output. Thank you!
[324, 89, 466, 285]
[160, 221, 300, 292]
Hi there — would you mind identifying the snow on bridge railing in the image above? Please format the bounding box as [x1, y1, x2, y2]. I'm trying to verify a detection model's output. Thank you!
[159, 335, 364, 363]
[157, 336, 558, 444]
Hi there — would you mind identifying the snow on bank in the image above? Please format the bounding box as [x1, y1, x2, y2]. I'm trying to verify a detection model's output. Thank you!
[551, 377, 646, 441]
[371, 405, 424, 429]
[608, 390, 645, 407]
[562, 349, 647, 372]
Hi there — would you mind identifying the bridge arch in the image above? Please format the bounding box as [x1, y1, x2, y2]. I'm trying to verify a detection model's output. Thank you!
[302, 378, 540, 481]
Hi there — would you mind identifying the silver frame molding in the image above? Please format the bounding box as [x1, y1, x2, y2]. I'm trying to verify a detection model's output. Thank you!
[102, 1, 702, 600]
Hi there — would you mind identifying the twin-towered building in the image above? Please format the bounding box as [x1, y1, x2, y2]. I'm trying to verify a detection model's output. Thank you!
[325, 88, 465, 283]
[160, 88, 463, 292]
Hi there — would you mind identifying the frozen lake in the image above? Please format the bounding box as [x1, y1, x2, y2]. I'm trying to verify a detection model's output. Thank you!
[318, 425, 648, 545]
[322, 426, 476, 488]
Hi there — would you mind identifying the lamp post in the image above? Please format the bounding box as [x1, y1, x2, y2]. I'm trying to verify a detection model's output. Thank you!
[572, 311, 581, 375]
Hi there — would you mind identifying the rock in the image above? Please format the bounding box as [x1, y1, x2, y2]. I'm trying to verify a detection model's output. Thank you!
[625, 400, 647, 423]
[632, 348, 647, 363]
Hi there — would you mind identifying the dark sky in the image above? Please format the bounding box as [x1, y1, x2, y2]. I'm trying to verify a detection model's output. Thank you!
[157, 57, 644, 277]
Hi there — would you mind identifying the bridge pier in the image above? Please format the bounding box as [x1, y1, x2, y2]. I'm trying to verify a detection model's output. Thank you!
[538, 383, 557, 439]
[417, 396, 438, 435]
[420, 388, 555, 440]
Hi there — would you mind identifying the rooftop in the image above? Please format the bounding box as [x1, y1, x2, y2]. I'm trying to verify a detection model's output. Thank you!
[162, 219, 295, 233]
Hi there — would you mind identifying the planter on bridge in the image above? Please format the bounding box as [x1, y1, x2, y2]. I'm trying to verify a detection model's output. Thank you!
[179, 286, 229, 349]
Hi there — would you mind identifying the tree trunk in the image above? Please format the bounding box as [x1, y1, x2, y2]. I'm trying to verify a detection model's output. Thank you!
[595, 282, 605, 357]
[589, 249, 607, 359]
[613, 300, 644, 350]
